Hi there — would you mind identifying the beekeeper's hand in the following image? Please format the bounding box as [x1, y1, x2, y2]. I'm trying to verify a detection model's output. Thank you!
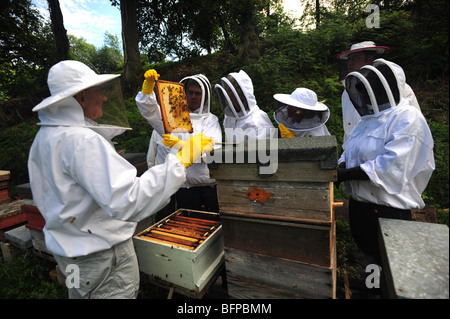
[336, 165, 370, 186]
[162, 134, 186, 150]
[142, 69, 160, 94]
[278, 123, 295, 138]
[175, 133, 214, 168]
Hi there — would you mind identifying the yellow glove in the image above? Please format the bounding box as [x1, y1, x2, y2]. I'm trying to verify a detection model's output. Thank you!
[175, 133, 214, 168]
[142, 69, 160, 94]
[278, 123, 295, 138]
[162, 134, 186, 150]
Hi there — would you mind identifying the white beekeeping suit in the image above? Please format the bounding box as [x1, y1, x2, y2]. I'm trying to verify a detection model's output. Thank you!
[341, 83, 420, 143]
[214, 70, 275, 143]
[341, 58, 435, 210]
[28, 61, 187, 298]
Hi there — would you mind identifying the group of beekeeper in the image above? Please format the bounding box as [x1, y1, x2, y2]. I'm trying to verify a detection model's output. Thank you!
[27, 40, 434, 298]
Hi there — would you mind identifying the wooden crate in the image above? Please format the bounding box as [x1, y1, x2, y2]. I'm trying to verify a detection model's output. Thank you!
[217, 180, 333, 224]
[133, 209, 224, 295]
[225, 247, 336, 299]
[221, 214, 334, 267]
[22, 205, 45, 231]
[207, 136, 338, 298]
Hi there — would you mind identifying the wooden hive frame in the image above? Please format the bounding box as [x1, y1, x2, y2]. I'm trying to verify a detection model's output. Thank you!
[155, 80, 193, 133]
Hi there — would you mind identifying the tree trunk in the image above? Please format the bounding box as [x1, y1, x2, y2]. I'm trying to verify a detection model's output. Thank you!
[217, 13, 236, 54]
[47, 0, 69, 62]
[239, 7, 260, 63]
[120, 0, 143, 93]
[316, 0, 320, 28]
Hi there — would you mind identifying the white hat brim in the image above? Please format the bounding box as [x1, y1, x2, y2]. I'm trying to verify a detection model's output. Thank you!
[33, 74, 121, 112]
[273, 93, 328, 111]
[337, 46, 390, 60]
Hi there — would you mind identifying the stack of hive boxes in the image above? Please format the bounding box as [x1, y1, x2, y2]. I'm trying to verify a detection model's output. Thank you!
[0, 170, 11, 203]
[0, 171, 28, 242]
[15, 183, 50, 255]
[208, 136, 338, 299]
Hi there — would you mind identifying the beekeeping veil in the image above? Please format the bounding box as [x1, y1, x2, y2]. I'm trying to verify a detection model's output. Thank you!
[273, 88, 330, 131]
[180, 74, 211, 114]
[345, 58, 403, 117]
[337, 41, 390, 82]
[33, 60, 130, 141]
[214, 70, 255, 119]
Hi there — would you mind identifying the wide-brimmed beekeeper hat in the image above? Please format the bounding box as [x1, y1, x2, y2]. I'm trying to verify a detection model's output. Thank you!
[273, 88, 328, 112]
[337, 41, 390, 60]
[33, 60, 120, 112]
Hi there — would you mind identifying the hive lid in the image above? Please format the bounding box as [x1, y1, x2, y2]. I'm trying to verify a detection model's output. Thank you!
[207, 135, 338, 170]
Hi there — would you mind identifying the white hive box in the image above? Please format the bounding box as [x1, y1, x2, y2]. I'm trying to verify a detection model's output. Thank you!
[133, 209, 224, 294]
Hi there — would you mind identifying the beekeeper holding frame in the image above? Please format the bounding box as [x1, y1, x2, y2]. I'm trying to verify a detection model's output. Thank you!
[28, 60, 213, 298]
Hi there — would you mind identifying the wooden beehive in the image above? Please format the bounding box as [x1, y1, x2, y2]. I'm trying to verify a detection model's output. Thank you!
[133, 209, 224, 295]
[207, 136, 338, 299]
[155, 80, 193, 133]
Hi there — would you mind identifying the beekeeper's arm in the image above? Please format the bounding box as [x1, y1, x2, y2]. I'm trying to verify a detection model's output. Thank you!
[146, 130, 158, 168]
[71, 133, 185, 223]
[336, 164, 369, 186]
[135, 69, 165, 135]
[71, 132, 213, 222]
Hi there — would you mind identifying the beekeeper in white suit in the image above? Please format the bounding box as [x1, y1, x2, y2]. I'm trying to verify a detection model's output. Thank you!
[337, 41, 420, 143]
[273, 87, 331, 138]
[337, 58, 435, 264]
[137, 71, 222, 214]
[28, 61, 213, 299]
[214, 70, 275, 143]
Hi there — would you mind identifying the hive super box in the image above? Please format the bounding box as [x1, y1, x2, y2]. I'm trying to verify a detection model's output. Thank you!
[133, 209, 224, 296]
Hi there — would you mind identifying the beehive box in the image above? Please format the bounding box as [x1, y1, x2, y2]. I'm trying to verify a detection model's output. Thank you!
[207, 136, 338, 298]
[133, 209, 224, 295]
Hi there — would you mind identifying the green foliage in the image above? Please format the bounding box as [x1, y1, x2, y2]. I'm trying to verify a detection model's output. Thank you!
[112, 97, 154, 153]
[424, 118, 449, 208]
[436, 209, 449, 227]
[0, 120, 39, 191]
[69, 32, 123, 74]
[0, 250, 67, 298]
[0, 0, 56, 100]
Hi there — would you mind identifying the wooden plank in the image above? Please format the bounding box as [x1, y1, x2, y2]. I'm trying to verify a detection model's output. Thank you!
[0, 213, 27, 229]
[225, 248, 335, 299]
[210, 161, 336, 182]
[221, 214, 334, 267]
[217, 180, 333, 222]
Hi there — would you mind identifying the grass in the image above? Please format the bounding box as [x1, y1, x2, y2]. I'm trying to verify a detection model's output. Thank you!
[0, 248, 67, 299]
